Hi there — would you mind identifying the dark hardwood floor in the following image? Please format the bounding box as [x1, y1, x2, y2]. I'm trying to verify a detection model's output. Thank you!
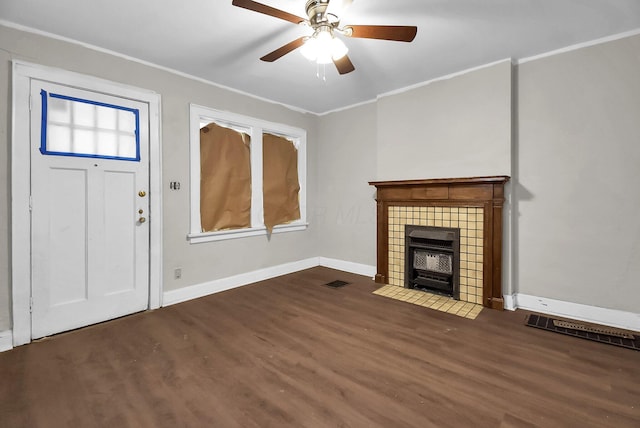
[1, 267, 638, 427]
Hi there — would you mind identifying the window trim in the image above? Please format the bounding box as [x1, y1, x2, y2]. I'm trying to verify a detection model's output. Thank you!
[188, 104, 307, 243]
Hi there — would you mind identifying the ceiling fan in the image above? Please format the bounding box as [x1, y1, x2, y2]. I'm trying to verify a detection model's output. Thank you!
[231, 0, 417, 75]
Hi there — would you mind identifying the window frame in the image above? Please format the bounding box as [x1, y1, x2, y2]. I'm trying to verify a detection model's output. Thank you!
[188, 104, 307, 243]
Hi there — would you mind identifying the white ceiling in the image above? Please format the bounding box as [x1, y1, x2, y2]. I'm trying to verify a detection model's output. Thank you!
[2, 0, 640, 114]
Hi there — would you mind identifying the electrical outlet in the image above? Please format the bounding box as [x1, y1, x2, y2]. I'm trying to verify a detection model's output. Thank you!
[174, 268, 182, 279]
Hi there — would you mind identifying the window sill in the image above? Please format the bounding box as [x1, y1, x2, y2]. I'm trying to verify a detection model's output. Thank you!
[187, 223, 308, 244]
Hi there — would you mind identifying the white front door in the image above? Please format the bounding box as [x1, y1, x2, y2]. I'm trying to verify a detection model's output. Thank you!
[30, 80, 150, 339]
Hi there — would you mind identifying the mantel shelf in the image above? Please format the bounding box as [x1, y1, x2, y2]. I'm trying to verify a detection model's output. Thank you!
[369, 175, 510, 188]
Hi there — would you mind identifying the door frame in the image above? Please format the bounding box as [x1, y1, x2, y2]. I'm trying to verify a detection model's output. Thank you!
[11, 60, 163, 346]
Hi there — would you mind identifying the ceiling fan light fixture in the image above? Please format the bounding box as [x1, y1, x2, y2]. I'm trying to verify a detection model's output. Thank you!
[330, 37, 348, 60]
[300, 29, 348, 64]
[300, 36, 319, 61]
[316, 52, 334, 65]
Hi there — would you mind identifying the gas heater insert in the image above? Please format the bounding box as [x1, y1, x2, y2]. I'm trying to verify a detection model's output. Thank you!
[405, 225, 460, 299]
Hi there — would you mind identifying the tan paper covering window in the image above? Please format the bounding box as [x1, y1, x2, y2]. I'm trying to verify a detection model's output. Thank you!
[200, 122, 251, 232]
[263, 133, 301, 232]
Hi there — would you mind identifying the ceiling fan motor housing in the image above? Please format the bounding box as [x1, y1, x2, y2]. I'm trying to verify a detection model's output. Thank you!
[305, 0, 330, 26]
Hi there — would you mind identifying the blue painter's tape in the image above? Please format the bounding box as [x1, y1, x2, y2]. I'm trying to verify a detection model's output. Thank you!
[134, 109, 141, 161]
[49, 92, 138, 115]
[40, 90, 48, 155]
[40, 92, 141, 162]
[38, 151, 141, 162]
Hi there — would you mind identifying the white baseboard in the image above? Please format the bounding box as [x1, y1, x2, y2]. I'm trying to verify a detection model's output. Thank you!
[163, 257, 320, 306]
[0, 330, 13, 352]
[319, 257, 376, 278]
[503, 294, 516, 311]
[512, 293, 640, 331]
[163, 257, 377, 307]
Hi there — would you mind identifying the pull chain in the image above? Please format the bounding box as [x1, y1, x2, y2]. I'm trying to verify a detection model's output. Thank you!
[316, 62, 327, 82]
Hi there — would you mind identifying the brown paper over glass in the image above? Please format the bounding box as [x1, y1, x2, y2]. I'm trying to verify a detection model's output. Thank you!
[263, 133, 301, 232]
[200, 122, 251, 232]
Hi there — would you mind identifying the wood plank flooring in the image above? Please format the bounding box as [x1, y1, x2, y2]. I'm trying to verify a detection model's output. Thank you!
[1, 267, 638, 427]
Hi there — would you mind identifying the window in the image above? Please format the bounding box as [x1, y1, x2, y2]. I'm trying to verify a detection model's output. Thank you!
[188, 104, 307, 243]
[40, 90, 140, 161]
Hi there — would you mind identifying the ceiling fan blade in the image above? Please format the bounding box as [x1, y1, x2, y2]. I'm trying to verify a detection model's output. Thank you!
[232, 0, 306, 25]
[333, 55, 355, 75]
[346, 25, 417, 42]
[260, 37, 306, 62]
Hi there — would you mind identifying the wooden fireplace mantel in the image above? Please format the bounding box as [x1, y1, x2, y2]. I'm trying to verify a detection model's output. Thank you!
[369, 176, 510, 310]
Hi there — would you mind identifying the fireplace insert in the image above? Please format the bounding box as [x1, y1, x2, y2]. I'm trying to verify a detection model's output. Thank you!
[405, 225, 460, 299]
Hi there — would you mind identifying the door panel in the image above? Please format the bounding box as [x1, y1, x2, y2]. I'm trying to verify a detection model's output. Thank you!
[30, 80, 150, 339]
[47, 167, 89, 306]
[104, 170, 137, 295]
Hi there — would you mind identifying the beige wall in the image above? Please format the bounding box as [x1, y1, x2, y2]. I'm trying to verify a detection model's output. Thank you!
[0, 25, 319, 331]
[515, 33, 640, 312]
[315, 103, 377, 265]
[376, 60, 512, 181]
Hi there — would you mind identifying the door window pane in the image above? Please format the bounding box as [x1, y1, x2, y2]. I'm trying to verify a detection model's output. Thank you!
[40, 90, 140, 161]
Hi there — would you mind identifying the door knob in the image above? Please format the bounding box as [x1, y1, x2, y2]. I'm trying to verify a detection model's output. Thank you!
[138, 191, 146, 197]
[139, 217, 146, 223]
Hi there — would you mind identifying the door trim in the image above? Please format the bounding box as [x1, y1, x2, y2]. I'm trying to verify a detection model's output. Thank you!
[11, 60, 163, 346]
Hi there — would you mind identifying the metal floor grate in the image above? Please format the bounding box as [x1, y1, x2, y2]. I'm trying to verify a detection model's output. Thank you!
[526, 314, 639, 351]
[325, 280, 350, 288]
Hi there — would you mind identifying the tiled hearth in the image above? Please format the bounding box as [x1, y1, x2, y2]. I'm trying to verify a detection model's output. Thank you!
[369, 176, 510, 310]
[373, 285, 483, 319]
[388, 206, 484, 304]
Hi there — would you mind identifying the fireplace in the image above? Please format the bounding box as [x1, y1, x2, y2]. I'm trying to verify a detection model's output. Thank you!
[369, 176, 510, 309]
[405, 225, 460, 299]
